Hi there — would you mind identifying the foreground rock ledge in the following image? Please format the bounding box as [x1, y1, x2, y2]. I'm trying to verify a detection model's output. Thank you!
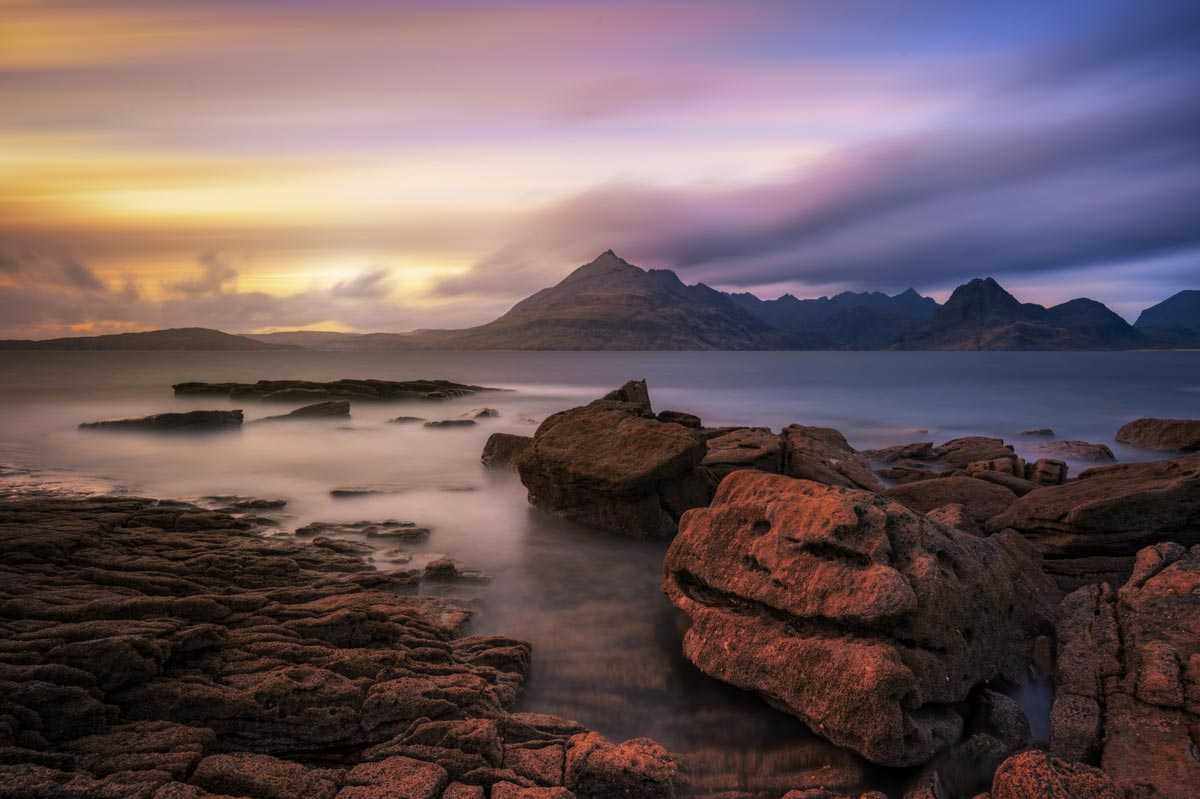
[0, 494, 677, 799]
[663, 470, 1057, 767]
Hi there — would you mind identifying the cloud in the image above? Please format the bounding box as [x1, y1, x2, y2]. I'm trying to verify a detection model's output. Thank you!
[164, 252, 238, 296]
[58, 257, 108, 292]
[330, 268, 391, 299]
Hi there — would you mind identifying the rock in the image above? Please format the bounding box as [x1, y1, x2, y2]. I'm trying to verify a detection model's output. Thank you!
[424, 558, 459, 580]
[1116, 417, 1200, 452]
[389, 416, 427, 424]
[782, 426, 880, 491]
[987, 456, 1200, 590]
[702, 428, 783, 479]
[1025, 458, 1068, 486]
[1020, 429, 1056, 437]
[0, 492, 636, 799]
[481, 434, 533, 469]
[865, 437, 1017, 485]
[174, 379, 497, 402]
[1049, 543, 1200, 798]
[925, 503, 983, 536]
[517, 397, 709, 538]
[254, 401, 350, 422]
[969, 470, 1036, 496]
[1033, 440, 1116, 462]
[989, 750, 1120, 799]
[330, 488, 390, 498]
[966, 455, 1025, 478]
[79, 410, 243, 432]
[663, 471, 1056, 767]
[462, 408, 499, 419]
[601, 380, 652, 415]
[886, 476, 1017, 526]
[936, 437, 1016, 469]
[295, 520, 427, 539]
[564, 732, 677, 799]
[656, 410, 701, 428]
[425, 420, 477, 428]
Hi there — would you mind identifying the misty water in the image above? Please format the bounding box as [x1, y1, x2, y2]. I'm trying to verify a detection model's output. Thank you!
[2, 349, 1198, 794]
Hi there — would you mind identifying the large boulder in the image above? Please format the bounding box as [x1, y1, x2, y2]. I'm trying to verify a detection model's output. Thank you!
[663, 471, 1056, 767]
[601, 379, 652, 415]
[1049, 543, 1200, 798]
[517, 398, 710, 538]
[987, 750, 1121, 799]
[1032, 440, 1115, 463]
[864, 437, 1017, 484]
[481, 433, 532, 469]
[782, 425, 880, 491]
[1116, 417, 1200, 452]
[987, 456, 1200, 591]
[886, 476, 1017, 525]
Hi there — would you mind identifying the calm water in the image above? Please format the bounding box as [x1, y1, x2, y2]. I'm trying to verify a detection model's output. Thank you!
[1, 350, 1197, 795]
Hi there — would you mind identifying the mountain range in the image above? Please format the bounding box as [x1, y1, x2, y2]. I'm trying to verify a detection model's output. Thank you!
[2, 251, 1196, 351]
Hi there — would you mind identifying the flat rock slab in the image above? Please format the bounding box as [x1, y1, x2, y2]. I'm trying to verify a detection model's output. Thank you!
[174, 379, 498, 402]
[80, 409, 243, 431]
[1116, 417, 1200, 452]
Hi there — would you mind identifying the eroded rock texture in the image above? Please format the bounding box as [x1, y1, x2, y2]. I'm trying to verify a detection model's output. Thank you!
[1049, 543, 1200, 799]
[987, 455, 1200, 591]
[0, 495, 678, 799]
[663, 471, 1056, 767]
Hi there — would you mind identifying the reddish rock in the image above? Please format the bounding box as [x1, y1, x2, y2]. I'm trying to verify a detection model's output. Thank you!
[702, 428, 783, 479]
[886, 476, 1017, 525]
[966, 455, 1024, 478]
[601, 379, 653, 415]
[1033, 440, 1116, 463]
[1116, 417, 1200, 452]
[664, 471, 1056, 767]
[1049, 543, 1200, 798]
[517, 395, 709, 538]
[337, 755, 448, 799]
[192, 752, 340, 799]
[970, 470, 1036, 496]
[481, 434, 533, 469]
[987, 456, 1200, 590]
[989, 750, 1120, 799]
[657, 410, 702, 428]
[564, 733, 677, 799]
[782, 426, 880, 491]
[924, 503, 983, 536]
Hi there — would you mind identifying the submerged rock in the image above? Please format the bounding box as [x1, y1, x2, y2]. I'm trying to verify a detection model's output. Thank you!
[987, 455, 1200, 590]
[663, 471, 1056, 767]
[253, 400, 350, 422]
[79, 409, 243, 431]
[426, 419, 477, 428]
[1116, 417, 1200, 452]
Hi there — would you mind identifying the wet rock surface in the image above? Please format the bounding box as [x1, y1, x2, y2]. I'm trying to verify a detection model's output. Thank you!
[173, 379, 498, 402]
[987, 455, 1200, 591]
[1032, 440, 1116, 463]
[0, 493, 679, 799]
[80, 410, 244, 432]
[1115, 417, 1200, 452]
[254, 401, 351, 422]
[663, 470, 1056, 767]
[1048, 543, 1200, 798]
[481, 434, 533, 469]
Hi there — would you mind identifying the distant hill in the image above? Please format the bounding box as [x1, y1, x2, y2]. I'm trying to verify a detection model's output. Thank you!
[0, 327, 297, 351]
[895, 277, 1145, 350]
[1134, 290, 1200, 347]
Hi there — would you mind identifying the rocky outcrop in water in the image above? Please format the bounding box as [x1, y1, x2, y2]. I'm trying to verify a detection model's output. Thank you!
[663, 471, 1056, 767]
[1115, 417, 1200, 452]
[481, 434, 532, 469]
[173, 379, 496, 402]
[862, 436, 1017, 484]
[254, 400, 351, 422]
[1048, 543, 1200, 798]
[517, 396, 711, 538]
[1032, 439, 1115, 462]
[987, 455, 1200, 591]
[79, 409, 244, 431]
[702, 428, 783, 480]
[0, 494, 679, 799]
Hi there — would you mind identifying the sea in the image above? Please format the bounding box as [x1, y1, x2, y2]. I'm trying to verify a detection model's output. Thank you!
[2, 349, 1197, 793]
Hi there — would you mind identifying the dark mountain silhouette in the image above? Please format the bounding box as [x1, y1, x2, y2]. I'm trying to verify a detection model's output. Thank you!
[1134, 290, 1200, 347]
[729, 287, 937, 347]
[3, 253, 1191, 351]
[896, 278, 1144, 349]
[0, 327, 297, 351]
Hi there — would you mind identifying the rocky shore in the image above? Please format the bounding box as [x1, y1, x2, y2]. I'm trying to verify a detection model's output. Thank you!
[483, 380, 1200, 797]
[0, 494, 676, 799]
[173, 379, 498, 402]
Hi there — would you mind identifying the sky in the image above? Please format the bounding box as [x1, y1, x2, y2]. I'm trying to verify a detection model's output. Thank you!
[1, 0, 1198, 337]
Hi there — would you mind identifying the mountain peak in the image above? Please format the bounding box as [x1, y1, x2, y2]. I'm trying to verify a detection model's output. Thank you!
[938, 276, 1024, 324]
[559, 250, 643, 284]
